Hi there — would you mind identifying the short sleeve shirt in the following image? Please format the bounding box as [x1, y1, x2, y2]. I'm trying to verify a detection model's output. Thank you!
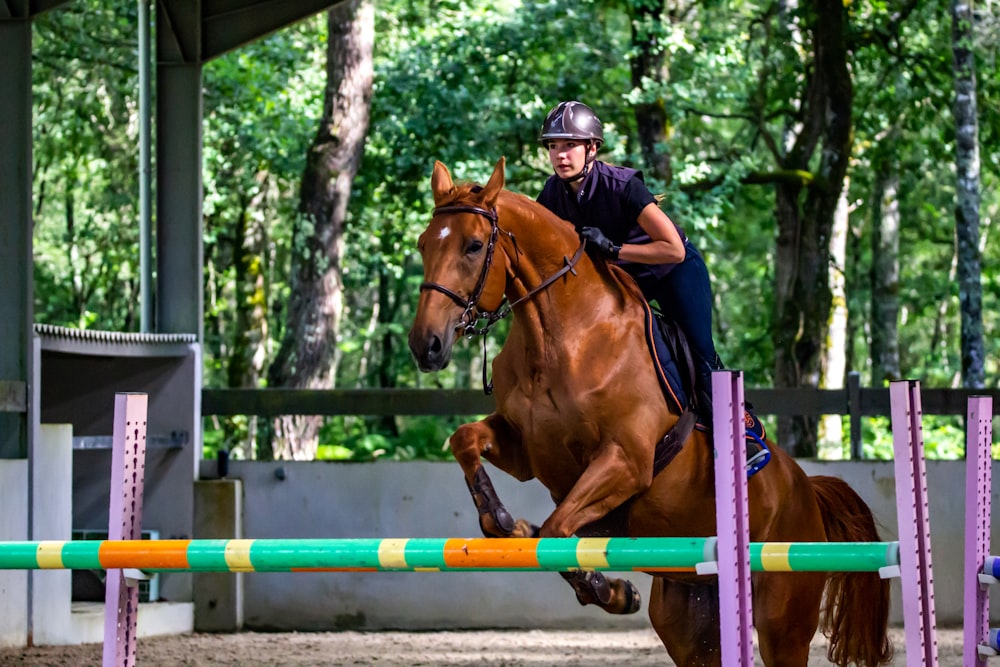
[537, 160, 685, 281]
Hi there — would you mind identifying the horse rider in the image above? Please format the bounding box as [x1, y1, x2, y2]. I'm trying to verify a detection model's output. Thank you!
[534, 100, 767, 469]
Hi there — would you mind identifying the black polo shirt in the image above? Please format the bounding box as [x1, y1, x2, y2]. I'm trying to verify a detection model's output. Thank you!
[537, 160, 684, 281]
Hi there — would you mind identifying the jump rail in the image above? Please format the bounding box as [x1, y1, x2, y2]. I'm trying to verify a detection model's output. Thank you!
[0, 537, 900, 574]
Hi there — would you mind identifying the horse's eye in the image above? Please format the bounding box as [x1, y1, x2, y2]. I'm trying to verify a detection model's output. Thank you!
[466, 239, 484, 255]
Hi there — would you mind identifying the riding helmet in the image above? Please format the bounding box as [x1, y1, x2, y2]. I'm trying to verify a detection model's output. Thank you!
[539, 101, 604, 149]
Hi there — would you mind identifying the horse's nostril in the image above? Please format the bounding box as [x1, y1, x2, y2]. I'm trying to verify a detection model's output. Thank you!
[428, 335, 442, 356]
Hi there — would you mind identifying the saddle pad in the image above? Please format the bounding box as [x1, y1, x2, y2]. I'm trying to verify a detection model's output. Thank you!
[641, 300, 690, 414]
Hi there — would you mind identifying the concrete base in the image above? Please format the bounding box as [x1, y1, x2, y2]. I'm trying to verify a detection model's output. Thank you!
[68, 602, 194, 642]
[193, 479, 244, 631]
[0, 459, 28, 647]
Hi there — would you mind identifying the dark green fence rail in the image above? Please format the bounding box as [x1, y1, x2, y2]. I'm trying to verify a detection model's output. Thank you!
[202, 373, 999, 458]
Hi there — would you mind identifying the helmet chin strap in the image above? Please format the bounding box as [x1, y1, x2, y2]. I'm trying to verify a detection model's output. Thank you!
[561, 165, 588, 183]
[560, 144, 598, 184]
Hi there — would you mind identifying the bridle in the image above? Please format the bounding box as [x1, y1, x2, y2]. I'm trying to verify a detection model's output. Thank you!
[419, 202, 587, 393]
[419, 204, 506, 337]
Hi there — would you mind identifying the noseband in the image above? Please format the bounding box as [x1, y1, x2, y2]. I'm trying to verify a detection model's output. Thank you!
[419, 201, 586, 393]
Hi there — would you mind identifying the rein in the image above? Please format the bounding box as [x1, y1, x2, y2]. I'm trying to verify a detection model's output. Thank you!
[420, 202, 586, 394]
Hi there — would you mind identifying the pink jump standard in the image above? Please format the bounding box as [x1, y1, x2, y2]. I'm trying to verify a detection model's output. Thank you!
[103, 393, 148, 667]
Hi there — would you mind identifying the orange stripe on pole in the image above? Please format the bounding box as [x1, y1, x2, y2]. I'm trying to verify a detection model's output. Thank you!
[98, 539, 192, 569]
[442, 538, 540, 569]
[290, 567, 380, 573]
[638, 566, 699, 573]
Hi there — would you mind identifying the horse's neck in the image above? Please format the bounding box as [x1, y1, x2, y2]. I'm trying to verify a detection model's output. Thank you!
[500, 199, 626, 346]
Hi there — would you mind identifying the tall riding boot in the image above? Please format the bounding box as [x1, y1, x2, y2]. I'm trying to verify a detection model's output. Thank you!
[701, 360, 768, 471]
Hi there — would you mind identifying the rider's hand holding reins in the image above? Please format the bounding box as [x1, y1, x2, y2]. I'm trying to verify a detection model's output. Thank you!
[579, 226, 620, 259]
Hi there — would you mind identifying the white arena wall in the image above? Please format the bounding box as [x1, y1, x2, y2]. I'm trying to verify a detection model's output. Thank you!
[195, 458, 998, 630]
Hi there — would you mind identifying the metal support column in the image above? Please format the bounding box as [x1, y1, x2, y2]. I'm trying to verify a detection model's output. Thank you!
[0, 15, 33, 459]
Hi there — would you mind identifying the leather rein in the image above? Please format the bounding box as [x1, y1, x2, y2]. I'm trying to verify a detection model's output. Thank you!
[419, 203, 587, 393]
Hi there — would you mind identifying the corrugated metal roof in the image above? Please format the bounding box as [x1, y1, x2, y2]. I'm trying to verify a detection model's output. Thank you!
[34, 323, 197, 345]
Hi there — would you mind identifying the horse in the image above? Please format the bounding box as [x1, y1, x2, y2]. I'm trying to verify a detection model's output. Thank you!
[408, 156, 892, 667]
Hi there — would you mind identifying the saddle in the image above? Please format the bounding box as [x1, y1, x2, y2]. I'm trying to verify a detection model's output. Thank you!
[639, 300, 768, 477]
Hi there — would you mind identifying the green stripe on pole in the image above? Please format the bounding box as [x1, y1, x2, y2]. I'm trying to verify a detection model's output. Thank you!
[59, 540, 103, 569]
[0, 542, 43, 569]
[186, 539, 232, 571]
[771, 541, 899, 572]
[404, 538, 449, 570]
[539, 537, 715, 571]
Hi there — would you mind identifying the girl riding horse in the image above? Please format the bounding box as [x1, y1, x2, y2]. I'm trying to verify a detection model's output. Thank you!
[408, 157, 891, 667]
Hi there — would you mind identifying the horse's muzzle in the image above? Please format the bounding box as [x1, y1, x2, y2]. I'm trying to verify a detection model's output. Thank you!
[408, 326, 455, 372]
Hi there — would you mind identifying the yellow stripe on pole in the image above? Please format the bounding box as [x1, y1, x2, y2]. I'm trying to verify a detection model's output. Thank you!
[576, 538, 611, 570]
[378, 539, 410, 569]
[759, 543, 792, 571]
[36, 541, 65, 569]
[224, 539, 256, 572]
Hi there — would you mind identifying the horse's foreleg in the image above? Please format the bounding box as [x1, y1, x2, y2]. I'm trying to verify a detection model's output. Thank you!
[449, 416, 533, 538]
[539, 443, 649, 538]
[544, 443, 649, 616]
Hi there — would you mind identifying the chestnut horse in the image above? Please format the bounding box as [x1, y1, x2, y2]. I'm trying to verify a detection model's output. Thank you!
[408, 157, 892, 667]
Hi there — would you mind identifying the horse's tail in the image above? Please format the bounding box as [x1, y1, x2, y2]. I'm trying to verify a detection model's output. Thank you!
[810, 475, 894, 666]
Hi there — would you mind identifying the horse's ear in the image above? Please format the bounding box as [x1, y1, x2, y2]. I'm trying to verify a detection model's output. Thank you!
[481, 157, 506, 208]
[431, 160, 454, 203]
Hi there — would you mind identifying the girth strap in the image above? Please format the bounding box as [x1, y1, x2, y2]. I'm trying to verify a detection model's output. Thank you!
[652, 409, 696, 478]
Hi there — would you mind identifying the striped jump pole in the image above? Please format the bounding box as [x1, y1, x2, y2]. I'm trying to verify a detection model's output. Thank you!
[0, 537, 901, 574]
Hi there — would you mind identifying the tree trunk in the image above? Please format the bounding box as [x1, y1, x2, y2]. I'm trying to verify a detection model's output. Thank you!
[818, 185, 848, 457]
[224, 173, 271, 459]
[772, 0, 853, 457]
[870, 149, 901, 386]
[263, 0, 374, 460]
[951, 0, 985, 389]
[629, 0, 673, 184]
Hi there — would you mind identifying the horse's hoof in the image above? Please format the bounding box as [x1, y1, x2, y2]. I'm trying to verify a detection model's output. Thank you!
[619, 579, 642, 614]
[467, 467, 515, 537]
[512, 519, 540, 538]
[561, 572, 642, 615]
[478, 506, 515, 537]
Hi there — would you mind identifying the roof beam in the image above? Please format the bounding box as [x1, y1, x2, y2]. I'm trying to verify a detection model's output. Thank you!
[156, 0, 347, 64]
[201, 0, 346, 60]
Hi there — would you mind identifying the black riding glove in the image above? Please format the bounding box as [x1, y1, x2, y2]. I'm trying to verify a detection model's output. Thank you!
[579, 227, 620, 259]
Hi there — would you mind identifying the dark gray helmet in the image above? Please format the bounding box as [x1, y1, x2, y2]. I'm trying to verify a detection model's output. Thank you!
[539, 101, 604, 148]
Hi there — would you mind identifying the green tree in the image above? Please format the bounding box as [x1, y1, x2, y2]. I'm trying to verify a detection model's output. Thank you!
[32, 0, 142, 330]
[263, 0, 375, 460]
[201, 15, 328, 457]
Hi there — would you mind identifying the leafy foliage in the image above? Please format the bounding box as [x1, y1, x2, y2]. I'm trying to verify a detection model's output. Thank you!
[31, 0, 1000, 461]
[33, 0, 144, 330]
